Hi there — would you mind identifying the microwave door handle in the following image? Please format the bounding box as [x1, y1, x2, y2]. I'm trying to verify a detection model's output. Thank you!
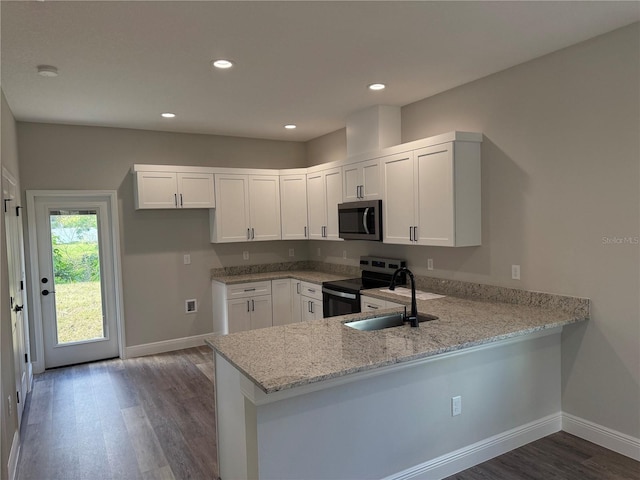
[362, 207, 370, 234]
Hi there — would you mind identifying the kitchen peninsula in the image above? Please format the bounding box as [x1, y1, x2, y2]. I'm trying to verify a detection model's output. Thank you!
[207, 281, 589, 480]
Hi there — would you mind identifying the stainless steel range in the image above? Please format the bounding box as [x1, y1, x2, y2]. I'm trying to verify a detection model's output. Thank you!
[322, 256, 406, 318]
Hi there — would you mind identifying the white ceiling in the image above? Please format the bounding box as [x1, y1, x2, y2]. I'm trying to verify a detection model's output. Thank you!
[2, 1, 638, 142]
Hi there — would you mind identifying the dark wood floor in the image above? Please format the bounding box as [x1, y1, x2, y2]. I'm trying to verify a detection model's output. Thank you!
[17, 346, 217, 480]
[17, 347, 638, 480]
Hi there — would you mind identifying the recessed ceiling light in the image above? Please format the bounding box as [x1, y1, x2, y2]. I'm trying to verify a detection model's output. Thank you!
[212, 59, 234, 69]
[37, 65, 58, 77]
[284, 124, 297, 130]
[161, 112, 176, 118]
[368, 83, 386, 91]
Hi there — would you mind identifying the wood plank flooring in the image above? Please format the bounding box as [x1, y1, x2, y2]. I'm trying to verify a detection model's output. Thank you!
[16, 346, 217, 480]
[17, 347, 638, 480]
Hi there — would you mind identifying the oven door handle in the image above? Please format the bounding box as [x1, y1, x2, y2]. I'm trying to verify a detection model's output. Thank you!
[322, 287, 357, 300]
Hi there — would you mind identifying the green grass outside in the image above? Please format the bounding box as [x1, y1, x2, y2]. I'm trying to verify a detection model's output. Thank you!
[55, 281, 104, 344]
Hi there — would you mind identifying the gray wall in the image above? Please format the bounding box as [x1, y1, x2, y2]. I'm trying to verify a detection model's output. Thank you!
[1, 90, 21, 480]
[312, 24, 640, 439]
[16, 124, 309, 349]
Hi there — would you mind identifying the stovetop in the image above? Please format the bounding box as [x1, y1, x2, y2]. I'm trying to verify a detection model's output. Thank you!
[323, 256, 407, 294]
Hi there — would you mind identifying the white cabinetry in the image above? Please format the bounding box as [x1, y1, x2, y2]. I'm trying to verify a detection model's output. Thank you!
[361, 295, 404, 312]
[382, 141, 481, 247]
[291, 279, 302, 323]
[210, 174, 281, 243]
[307, 167, 343, 240]
[280, 174, 308, 240]
[214, 281, 273, 334]
[134, 171, 215, 209]
[343, 158, 382, 201]
[272, 279, 295, 326]
[300, 281, 323, 321]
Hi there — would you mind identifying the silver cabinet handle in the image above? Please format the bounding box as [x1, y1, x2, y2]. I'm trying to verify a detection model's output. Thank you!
[310, 301, 314, 314]
[413, 226, 418, 242]
[247, 300, 250, 312]
[247, 228, 250, 240]
[367, 305, 379, 310]
[180, 193, 183, 207]
[296, 282, 301, 294]
[409, 226, 413, 242]
[252, 299, 255, 311]
[304, 226, 307, 237]
[174, 193, 178, 207]
[308, 300, 312, 313]
[244, 288, 256, 292]
[308, 288, 316, 293]
[251, 228, 255, 240]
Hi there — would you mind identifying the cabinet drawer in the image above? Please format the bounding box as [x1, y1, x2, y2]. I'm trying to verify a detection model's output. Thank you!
[300, 281, 322, 301]
[361, 295, 387, 312]
[226, 281, 272, 299]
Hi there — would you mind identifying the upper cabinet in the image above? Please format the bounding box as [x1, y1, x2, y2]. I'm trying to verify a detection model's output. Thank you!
[280, 174, 308, 240]
[307, 167, 343, 241]
[382, 140, 481, 247]
[134, 170, 215, 209]
[343, 158, 382, 201]
[210, 174, 281, 243]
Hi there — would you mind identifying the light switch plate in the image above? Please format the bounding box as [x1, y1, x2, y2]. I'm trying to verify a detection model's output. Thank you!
[183, 254, 191, 265]
[512, 264, 521, 280]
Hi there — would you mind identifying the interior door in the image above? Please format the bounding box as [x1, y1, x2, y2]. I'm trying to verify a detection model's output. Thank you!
[3, 171, 29, 426]
[31, 193, 120, 368]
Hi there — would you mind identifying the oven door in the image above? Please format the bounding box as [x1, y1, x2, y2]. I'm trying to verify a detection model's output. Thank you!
[322, 287, 360, 318]
[338, 200, 382, 241]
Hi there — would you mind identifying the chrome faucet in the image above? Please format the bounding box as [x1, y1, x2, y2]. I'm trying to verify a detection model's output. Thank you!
[389, 267, 419, 327]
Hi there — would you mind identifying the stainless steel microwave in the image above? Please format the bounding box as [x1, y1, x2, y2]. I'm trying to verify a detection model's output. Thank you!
[338, 200, 382, 241]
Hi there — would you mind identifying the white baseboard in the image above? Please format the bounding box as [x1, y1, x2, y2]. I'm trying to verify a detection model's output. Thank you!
[562, 412, 640, 461]
[384, 413, 562, 480]
[8, 430, 20, 480]
[124, 333, 212, 358]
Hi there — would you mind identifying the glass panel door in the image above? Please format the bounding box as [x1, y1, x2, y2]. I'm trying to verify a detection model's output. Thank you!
[49, 209, 106, 345]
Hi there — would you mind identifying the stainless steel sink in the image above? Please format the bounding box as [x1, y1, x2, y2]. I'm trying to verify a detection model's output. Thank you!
[344, 313, 438, 331]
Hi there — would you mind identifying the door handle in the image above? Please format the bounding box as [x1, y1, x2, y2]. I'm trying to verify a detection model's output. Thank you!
[174, 193, 178, 207]
[247, 228, 251, 240]
[409, 226, 413, 242]
[41, 289, 55, 296]
[251, 299, 255, 311]
[310, 301, 314, 314]
[304, 226, 307, 238]
[247, 300, 250, 312]
[413, 226, 418, 242]
[180, 193, 183, 207]
[251, 228, 255, 240]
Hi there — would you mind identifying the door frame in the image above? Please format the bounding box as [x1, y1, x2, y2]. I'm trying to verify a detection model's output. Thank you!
[26, 190, 126, 373]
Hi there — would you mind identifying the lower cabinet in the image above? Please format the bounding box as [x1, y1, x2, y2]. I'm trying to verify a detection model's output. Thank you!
[272, 279, 294, 326]
[291, 279, 302, 323]
[227, 295, 273, 333]
[361, 295, 404, 312]
[300, 281, 324, 321]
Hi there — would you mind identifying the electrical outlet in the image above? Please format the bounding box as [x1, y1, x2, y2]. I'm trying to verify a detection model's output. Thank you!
[183, 254, 191, 265]
[185, 299, 197, 313]
[288, 248, 295, 257]
[343, 250, 347, 259]
[451, 396, 462, 416]
[511, 264, 521, 280]
[243, 251, 249, 260]
[427, 258, 434, 270]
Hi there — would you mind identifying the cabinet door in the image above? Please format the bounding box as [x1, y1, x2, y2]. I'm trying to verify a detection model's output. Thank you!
[342, 163, 361, 202]
[361, 158, 382, 199]
[280, 175, 308, 240]
[212, 174, 251, 243]
[177, 173, 215, 208]
[306, 172, 326, 240]
[227, 298, 251, 333]
[382, 152, 416, 245]
[323, 167, 343, 241]
[290, 280, 302, 323]
[416, 144, 455, 246]
[301, 297, 322, 322]
[135, 172, 178, 209]
[272, 279, 293, 326]
[249, 175, 281, 241]
[250, 295, 273, 330]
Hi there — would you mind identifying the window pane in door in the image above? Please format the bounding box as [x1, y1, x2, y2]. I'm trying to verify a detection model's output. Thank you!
[49, 210, 105, 344]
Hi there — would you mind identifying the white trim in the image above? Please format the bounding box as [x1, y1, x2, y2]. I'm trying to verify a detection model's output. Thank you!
[124, 333, 212, 358]
[8, 430, 20, 480]
[26, 190, 125, 373]
[383, 413, 562, 480]
[562, 412, 640, 461]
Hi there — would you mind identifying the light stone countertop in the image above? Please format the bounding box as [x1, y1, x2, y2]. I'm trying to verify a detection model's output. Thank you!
[206, 292, 589, 394]
[211, 269, 350, 285]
